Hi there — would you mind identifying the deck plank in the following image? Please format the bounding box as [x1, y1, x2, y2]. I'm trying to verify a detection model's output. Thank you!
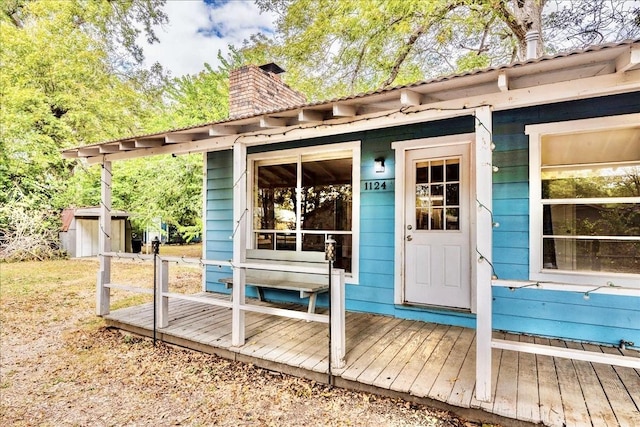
[491, 333, 519, 420]
[390, 324, 450, 394]
[356, 320, 422, 385]
[302, 313, 373, 373]
[565, 341, 618, 427]
[409, 326, 463, 398]
[312, 315, 402, 375]
[104, 297, 639, 427]
[261, 320, 327, 362]
[600, 346, 640, 411]
[338, 317, 404, 379]
[341, 319, 415, 382]
[447, 334, 476, 408]
[584, 343, 640, 427]
[516, 335, 541, 423]
[533, 337, 565, 427]
[278, 312, 364, 368]
[429, 327, 475, 403]
[550, 339, 592, 427]
[373, 322, 436, 390]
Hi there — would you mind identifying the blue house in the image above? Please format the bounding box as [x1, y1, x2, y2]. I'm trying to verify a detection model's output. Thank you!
[63, 39, 639, 403]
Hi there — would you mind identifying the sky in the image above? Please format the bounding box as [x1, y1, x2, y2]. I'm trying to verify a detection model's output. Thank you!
[141, 0, 277, 78]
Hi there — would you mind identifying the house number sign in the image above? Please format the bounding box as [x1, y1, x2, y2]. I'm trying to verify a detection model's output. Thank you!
[362, 179, 393, 192]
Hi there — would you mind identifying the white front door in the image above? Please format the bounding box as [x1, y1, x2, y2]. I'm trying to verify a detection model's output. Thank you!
[404, 144, 471, 309]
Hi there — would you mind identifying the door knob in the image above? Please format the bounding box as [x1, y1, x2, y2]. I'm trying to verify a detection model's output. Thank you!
[406, 235, 413, 241]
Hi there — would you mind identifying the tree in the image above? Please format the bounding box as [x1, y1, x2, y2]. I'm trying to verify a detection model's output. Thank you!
[0, 0, 168, 258]
[254, 0, 640, 99]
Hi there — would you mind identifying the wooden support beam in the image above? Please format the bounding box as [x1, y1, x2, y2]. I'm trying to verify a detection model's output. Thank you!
[400, 89, 422, 106]
[498, 72, 509, 92]
[119, 140, 136, 151]
[260, 116, 287, 128]
[231, 142, 247, 347]
[332, 103, 356, 117]
[331, 269, 346, 369]
[474, 106, 494, 402]
[616, 46, 640, 73]
[209, 125, 238, 136]
[298, 109, 324, 122]
[99, 144, 121, 154]
[97, 161, 112, 316]
[157, 259, 169, 328]
[62, 150, 79, 159]
[134, 138, 164, 148]
[78, 147, 100, 158]
[165, 134, 194, 143]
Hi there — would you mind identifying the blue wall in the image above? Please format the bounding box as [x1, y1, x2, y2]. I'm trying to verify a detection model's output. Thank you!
[205, 92, 640, 346]
[490, 92, 640, 347]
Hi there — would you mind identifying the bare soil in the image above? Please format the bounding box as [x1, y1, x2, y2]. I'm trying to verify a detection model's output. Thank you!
[1, 258, 487, 426]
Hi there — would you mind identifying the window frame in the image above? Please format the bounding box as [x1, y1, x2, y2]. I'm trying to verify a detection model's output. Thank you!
[247, 141, 361, 283]
[526, 113, 640, 287]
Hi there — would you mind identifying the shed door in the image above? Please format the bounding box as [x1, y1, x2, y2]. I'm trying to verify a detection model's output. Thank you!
[404, 144, 471, 309]
[76, 219, 99, 257]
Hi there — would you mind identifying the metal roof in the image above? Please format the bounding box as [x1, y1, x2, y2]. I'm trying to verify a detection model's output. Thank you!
[62, 39, 640, 162]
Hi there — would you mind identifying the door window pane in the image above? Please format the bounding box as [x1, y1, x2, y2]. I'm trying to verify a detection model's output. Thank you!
[415, 158, 461, 231]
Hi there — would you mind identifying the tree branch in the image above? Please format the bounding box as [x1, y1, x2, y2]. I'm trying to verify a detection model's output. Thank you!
[379, 2, 463, 88]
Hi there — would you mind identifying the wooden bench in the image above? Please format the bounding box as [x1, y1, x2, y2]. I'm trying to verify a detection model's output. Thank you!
[218, 249, 329, 314]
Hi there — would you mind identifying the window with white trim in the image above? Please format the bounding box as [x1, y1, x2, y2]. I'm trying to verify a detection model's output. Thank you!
[249, 142, 360, 276]
[527, 114, 640, 286]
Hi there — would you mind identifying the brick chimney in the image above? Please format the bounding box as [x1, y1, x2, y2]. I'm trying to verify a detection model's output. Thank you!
[228, 63, 307, 119]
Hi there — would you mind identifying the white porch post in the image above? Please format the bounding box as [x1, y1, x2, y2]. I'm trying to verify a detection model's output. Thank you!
[330, 268, 346, 368]
[231, 143, 247, 346]
[474, 106, 494, 402]
[97, 160, 112, 316]
[157, 259, 169, 328]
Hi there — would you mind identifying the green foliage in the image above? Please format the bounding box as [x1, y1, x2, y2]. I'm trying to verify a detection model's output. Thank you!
[0, 0, 168, 245]
[253, 0, 639, 99]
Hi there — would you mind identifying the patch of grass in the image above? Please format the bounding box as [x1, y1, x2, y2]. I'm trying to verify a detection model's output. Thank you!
[140, 242, 202, 258]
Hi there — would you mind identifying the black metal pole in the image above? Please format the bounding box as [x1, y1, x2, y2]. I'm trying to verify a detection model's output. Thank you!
[328, 258, 332, 386]
[325, 235, 336, 387]
[152, 237, 160, 346]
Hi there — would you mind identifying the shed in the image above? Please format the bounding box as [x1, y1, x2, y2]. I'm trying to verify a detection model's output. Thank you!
[59, 207, 132, 257]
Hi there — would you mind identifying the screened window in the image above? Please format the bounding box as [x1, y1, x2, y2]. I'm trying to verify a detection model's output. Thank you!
[532, 122, 640, 281]
[252, 145, 358, 273]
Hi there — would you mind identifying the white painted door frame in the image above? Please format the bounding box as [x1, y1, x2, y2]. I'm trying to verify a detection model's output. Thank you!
[403, 144, 471, 309]
[392, 132, 477, 312]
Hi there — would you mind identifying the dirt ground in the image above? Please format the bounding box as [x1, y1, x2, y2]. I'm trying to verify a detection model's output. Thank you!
[1, 258, 489, 426]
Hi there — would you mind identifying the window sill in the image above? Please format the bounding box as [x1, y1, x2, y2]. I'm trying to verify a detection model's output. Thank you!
[528, 270, 640, 289]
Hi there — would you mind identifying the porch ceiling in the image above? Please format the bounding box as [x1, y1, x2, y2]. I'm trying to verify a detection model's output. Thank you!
[61, 40, 640, 164]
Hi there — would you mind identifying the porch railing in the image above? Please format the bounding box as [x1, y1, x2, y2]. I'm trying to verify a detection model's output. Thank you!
[97, 252, 346, 368]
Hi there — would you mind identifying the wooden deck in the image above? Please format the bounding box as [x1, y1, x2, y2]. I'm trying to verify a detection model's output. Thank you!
[105, 293, 640, 427]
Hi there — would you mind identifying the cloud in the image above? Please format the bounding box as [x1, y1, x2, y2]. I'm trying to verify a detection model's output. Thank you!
[141, 0, 276, 78]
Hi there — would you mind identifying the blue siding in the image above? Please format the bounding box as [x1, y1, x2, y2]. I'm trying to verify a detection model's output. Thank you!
[204, 151, 235, 295]
[204, 92, 640, 347]
[491, 91, 640, 346]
